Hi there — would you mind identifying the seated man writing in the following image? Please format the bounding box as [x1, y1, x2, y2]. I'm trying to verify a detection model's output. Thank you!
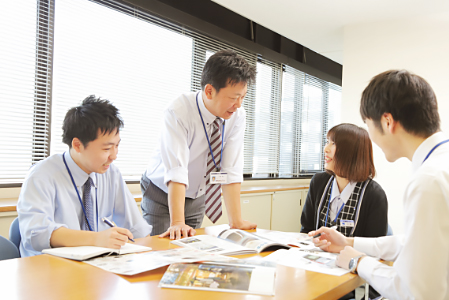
[18, 96, 152, 257]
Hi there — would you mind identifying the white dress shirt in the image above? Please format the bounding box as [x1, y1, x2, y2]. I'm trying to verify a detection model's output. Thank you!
[17, 152, 153, 257]
[144, 91, 245, 199]
[354, 132, 449, 300]
[329, 178, 357, 221]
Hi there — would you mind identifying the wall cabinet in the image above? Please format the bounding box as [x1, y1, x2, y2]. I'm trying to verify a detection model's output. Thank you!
[271, 190, 303, 232]
[201, 189, 308, 232]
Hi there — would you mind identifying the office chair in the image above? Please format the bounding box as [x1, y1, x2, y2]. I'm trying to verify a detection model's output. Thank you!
[9, 217, 21, 253]
[0, 235, 20, 260]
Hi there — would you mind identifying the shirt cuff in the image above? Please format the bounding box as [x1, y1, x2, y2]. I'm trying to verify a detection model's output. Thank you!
[354, 237, 376, 256]
[130, 222, 153, 238]
[164, 167, 189, 189]
[221, 166, 243, 184]
[357, 256, 381, 279]
[30, 223, 67, 252]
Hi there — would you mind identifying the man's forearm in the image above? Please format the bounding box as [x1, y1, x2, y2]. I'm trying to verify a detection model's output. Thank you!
[222, 182, 244, 226]
[50, 227, 97, 248]
[167, 181, 187, 225]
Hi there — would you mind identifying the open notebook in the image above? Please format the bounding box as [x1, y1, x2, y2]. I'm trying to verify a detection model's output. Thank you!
[42, 243, 152, 261]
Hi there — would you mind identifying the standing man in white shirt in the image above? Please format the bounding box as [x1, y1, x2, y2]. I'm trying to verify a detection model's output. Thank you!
[309, 70, 449, 299]
[141, 50, 257, 240]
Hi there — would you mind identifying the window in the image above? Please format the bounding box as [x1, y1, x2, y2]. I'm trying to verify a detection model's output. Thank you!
[0, 0, 40, 183]
[279, 66, 342, 176]
[50, 0, 192, 179]
[0, 0, 341, 184]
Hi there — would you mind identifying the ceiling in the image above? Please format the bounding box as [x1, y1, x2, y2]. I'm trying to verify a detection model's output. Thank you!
[211, 0, 449, 64]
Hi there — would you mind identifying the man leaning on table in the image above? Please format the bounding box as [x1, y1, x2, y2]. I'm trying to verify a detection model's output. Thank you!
[140, 50, 257, 240]
[17, 96, 153, 257]
[309, 70, 449, 300]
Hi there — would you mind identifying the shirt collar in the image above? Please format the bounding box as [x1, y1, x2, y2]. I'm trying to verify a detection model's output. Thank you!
[411, 131, 447, 173]
[197, 91, 223, 126]
[64, 151, 97, 188]
[330, 177, 357, 205]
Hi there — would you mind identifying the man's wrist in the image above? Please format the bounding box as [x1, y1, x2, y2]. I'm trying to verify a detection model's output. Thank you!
[346, 237, 355, 247]
[170, 220, 186, 227]
[229, 218, 244, 228]
[349, 254, 366, 274]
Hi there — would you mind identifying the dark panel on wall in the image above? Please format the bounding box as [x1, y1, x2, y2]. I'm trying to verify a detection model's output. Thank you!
[254, 23, 281, 53]
[303, 48, 342, 81]
[158, 0, 252, 40]
[121, 0, 342, 84]
[280, 36, 304, 63]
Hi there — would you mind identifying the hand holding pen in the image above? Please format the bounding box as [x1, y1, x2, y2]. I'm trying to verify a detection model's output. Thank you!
[306, 225, 338, 241]
[102, 217, 135, 242]
[308, 225, 354, 253]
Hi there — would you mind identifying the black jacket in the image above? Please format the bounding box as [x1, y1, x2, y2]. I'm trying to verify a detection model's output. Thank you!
[300, 172, 388, 238]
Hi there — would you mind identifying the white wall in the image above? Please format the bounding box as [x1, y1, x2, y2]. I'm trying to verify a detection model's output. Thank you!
[342, 12, 449, 234]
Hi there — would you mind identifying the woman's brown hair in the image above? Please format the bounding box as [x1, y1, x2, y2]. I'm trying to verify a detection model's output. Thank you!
[326, 123, 375, 182]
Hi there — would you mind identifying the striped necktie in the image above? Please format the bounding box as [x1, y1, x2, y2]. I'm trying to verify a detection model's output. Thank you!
[82, 177, 94, 231]
[205, 117, 223, 223]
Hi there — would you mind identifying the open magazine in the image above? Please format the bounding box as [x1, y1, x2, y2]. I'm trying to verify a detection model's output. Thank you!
[84, 247, 235, 275]
[159, 259, 277, 295]
[42, 243, 152, 261]
[264, 248, 349, 276]
[171, 228, 291, 255]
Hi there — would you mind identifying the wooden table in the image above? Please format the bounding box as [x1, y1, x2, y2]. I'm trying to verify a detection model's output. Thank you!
[0, 226, 364, 300]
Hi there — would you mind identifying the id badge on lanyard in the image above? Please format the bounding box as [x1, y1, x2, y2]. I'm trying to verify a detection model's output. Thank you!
[210, 172, 227, 184]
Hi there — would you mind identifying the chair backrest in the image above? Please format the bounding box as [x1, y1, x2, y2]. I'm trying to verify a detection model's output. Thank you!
[0, 235, 20, 260]
[9, 217, 21, 252]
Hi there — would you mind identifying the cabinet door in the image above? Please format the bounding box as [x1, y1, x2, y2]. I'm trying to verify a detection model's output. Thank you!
[201, 193, 271, 229]
[240, 193, 272, 230]
[271, 190, 302, 232]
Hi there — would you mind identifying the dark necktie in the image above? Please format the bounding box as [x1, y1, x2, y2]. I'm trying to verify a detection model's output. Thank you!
[205, 117, 223, 223]
[82, 177, 94, 231]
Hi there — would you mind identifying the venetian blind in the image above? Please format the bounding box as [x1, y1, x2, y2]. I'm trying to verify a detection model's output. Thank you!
[280, 65, 341, 175]
[0, 0, 52, 183]
[50, 0, 192, 180]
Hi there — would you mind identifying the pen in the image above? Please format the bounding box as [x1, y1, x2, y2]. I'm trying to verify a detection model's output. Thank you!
[102, 217, 135, 242]
[307, 225, 338, 240]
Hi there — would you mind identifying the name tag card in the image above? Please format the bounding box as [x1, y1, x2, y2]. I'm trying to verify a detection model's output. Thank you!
[210, 172, 227, 184]
[340, 220, 354, 227]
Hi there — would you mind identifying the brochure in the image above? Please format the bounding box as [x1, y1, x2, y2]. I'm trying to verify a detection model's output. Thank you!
[252, 230, 320, 250]
[171, 228, 291, 255]
[84, 247, 236, 275]
[159, 260, 277, 295]
[264, 248, 349, 276]
[42, 243, 152, 261]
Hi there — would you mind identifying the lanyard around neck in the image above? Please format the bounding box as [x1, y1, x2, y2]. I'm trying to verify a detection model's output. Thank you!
[324, 179, 345, 227]
[422, 139, 449, 164]
[196, 92, 225, 171]
[62, 152, 98, 232]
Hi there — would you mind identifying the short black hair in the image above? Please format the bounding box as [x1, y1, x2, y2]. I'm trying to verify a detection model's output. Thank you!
[201, 49, 256, 92]
[62, 95, 124, 148]
[360, 70, 440, 138]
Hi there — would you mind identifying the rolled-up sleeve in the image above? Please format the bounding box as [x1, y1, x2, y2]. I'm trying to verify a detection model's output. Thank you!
[160, 108, 191, 188]
[221, 109, 245, 184]
[18, 172, 67, 256]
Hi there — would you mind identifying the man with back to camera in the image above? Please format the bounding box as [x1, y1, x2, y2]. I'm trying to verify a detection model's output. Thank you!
[18, 96, 153, 256]
[141, 50, 258, 239]
[309, 70, 449, 299]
